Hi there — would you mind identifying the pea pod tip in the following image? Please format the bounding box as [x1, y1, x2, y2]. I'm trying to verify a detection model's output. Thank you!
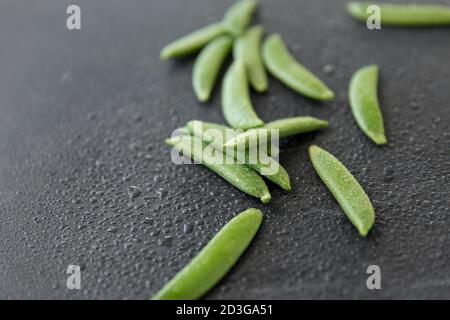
[159, 49, 171, 61]
[261, 192, 271, 204]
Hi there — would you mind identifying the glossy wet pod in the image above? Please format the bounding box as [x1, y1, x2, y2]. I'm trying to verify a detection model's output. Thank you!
[223, 0, 258, 36]
[309, 145, 375, 237]
[193, 35, 233, 102]
[222, 60, 264, 129]
[234, 25, 268, 92]
[160, 22, 224, 60]
[153, 208, 263, 300]
[349, 65, 387, 145]
[347, 2, 450, 26]
[262, 34, 335, 101]
[166, 135, 271, 203]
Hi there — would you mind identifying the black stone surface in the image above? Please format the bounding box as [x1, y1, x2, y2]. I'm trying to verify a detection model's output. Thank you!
[0, 0, 448, 299]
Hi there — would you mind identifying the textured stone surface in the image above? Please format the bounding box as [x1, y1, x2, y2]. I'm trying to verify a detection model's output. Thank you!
[0, 0, 448, 299]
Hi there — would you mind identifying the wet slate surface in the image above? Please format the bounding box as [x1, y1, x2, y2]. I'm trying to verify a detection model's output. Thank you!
[0, 0, 449, 299]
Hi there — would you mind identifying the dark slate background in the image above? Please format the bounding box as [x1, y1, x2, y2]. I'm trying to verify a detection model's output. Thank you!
[0, 0, 448, 299]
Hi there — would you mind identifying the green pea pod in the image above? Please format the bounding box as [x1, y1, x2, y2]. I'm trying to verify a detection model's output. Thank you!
[186, 120, 277, 157]
[223, 0, 258, 36]
[152, 208, 263, 300]
[160, 22, 225, 60]
[174, 126, 191, 136]
[349, 65, 387, 145]
[309, 145, 375, 237]
[264, 116, 329, 138]
[222, 60, 264, 129]
[187, 120, 232, 144]
[224, 116, 329, 148]
[347, 2, 450, 26]
[193, 35, 233, 102]
[187, 120, 291, 191]
[166, 135, 271, 203]
[234, 25, 268, 92]
[262, 34, 335, 101]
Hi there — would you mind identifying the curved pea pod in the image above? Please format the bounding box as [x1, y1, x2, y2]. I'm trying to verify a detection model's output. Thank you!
[160, 22, 225, 60]
[223, 0, 258, 36]
[166, 135, 271, 203]
[222, 60, 264, 129]
[193, 35, 233, 102]
[262, 34, 335, 101]
[152, 208, 263, 300]
[187, 120, 234, 144]
[224, 116, 329, 149]
[264, 116, 329, 138]
[187, 120, 291, 191]
[246, 156, 291, 191]
[234, 25, 268, 92]
[309, 145, 375, 237]
[347, 2, 450, 26]
[349, 65, 387, 145]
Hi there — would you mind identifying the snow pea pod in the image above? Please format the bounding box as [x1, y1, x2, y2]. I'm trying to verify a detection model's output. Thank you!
[262, 34, 335, 101]
[347, 2, 450, 26]
[187, 120, 234, 144]
[349, 65, 387, 145]
[222, 60, 264, 129]
[152, 208, 263, 300]
[234, 25, 268, 92]
[160, 22, 225, 60]
[309, 145, 375, 237]
[193, 35, 233, 102]
[187, 120, 292, 191]
[166, 135, 271, 203]
[223, 0, 258, 36]
[187, 120, 277, 157]
[224, 116, 329, 148]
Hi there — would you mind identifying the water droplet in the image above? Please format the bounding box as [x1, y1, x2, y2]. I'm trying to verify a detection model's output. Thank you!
[127, 186, 141, 201]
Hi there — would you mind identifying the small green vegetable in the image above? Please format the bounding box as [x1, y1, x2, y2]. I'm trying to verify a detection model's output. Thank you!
[223, 0, 258, 36]
[347, 2, 450, 26]
[187, 120, 291, 191]
[309, 145, 375, 237]
[234, 25, 268, 92]
[224, 116, 329, 148]
[349, 65, 387, 145]
[166, 135, 271, 203]
[222, 60, 264, 129]
[193, 35, 233, 102]
[152, 208, 263, 300]
[262, 34, 335, 101]
[160, 22, 225, 60]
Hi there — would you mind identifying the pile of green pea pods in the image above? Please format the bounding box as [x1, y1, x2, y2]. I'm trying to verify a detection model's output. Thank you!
[154, 0, 450, 299]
